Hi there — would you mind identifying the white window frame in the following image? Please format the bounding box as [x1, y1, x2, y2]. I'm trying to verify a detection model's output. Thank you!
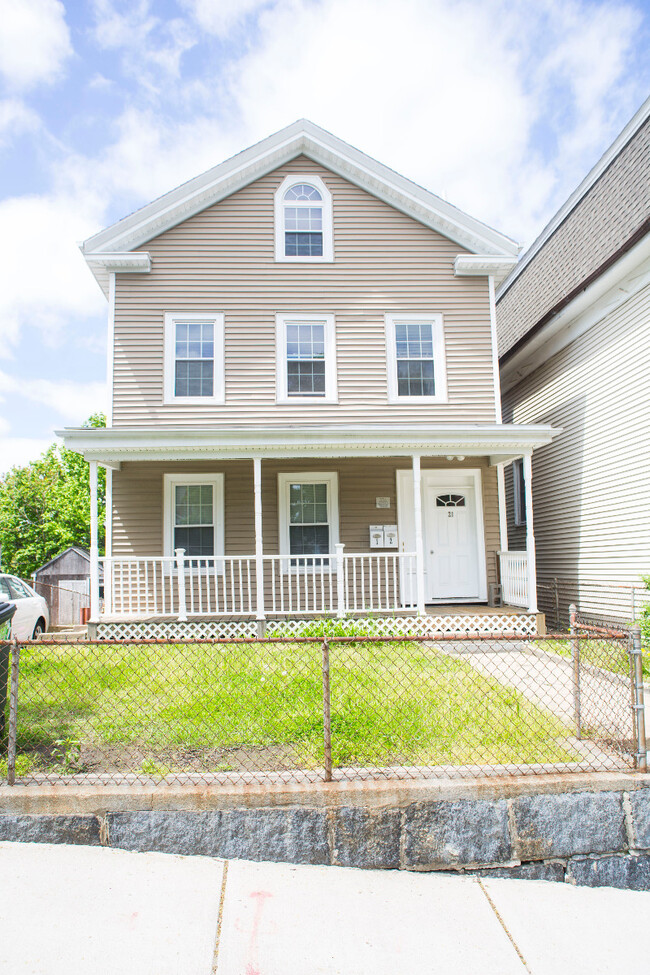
[513, 458, 526, 526]
[385, 313, 448, 404]
[163, 473, 225, 568]
[163, 312, 225, 405]
[276, 313, 338, 404]
[278, 472, 340, 573]
[274, 174, 334, 263]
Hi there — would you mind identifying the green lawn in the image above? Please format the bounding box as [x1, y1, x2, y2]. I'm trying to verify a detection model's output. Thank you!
[539, 637, 645, 677]
[3, 640, 581, 779]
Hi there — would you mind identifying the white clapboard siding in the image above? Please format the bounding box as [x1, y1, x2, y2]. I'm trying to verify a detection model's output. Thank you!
[112, 156, 498, 427]
[502, 281, 650, 621]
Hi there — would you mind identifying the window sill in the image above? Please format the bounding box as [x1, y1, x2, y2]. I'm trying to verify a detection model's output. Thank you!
[162, 396, 225, 406]
[387, 395, 449, 405]
[276, 396, 339, 406]
[274, 255, 335, 263]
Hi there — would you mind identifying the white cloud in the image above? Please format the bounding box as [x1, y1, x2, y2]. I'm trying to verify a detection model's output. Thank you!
[0, 371, 106, 423]
[91, 0, 196, 92]
[0, 99, 41, 148]
[0, 192, 106, 352]
[0, 0, 72, 91]
[182, 0, 275, 36]
[223, 0, 644, 244]
[0, 437, 52, 476]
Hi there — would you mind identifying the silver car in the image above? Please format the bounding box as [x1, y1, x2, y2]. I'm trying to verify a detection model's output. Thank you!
[0, 575, 49, 640]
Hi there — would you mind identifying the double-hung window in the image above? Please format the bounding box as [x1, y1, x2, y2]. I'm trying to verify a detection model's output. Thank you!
[276, 314, 337, 403]
[163, 473, 224, 564]
[278, 473, 339, 569]
[385, 314, 447, 403]
[164, 312, 224, 404]
[275, 174, 333, 262]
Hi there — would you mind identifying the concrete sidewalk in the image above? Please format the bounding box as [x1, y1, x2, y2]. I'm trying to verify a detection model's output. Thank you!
[1, 842, 647, 974]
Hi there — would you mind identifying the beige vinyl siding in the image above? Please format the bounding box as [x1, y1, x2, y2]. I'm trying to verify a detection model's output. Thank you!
[112, 457, 499, 590]
[502, 281, 650, 621]
[112, 156, 497, 426]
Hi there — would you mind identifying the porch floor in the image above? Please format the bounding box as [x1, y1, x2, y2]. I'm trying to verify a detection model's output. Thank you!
[97, 604, 533, 624]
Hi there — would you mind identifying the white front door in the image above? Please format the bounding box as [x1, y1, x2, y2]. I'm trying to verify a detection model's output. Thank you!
[424, 482, 480, 600]
[396, 469, 487, 604]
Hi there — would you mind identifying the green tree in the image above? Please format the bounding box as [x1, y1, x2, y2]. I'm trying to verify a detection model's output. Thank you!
[0, 413, 106, 577]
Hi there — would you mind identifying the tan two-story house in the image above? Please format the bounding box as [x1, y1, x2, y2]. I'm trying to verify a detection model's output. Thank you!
[59, 121, 555, 638]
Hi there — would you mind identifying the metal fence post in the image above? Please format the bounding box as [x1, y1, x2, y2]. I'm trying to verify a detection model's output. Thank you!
[569, 602, 581, 739]
[7, 642, 19, 785]
[0, 640, 9, 741]
[553, 577, 560, 630]
[321, 637, 332, 782]
[631, 625, 647, 772]
[175, 548, 187, 623]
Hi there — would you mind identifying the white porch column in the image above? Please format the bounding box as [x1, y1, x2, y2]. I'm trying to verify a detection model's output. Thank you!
[253, 457, 265, 626]
[412, 454, 426, 615]
[523, 453, 538, 614]
[104, 467, 112, 615]
[497, 462, 508, 552]
[89, 461, 99, 621]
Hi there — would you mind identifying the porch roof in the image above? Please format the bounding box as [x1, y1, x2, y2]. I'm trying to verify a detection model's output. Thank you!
[56, 422, 558, 469]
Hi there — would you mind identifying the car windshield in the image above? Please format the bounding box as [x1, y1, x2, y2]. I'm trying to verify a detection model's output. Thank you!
[9, 578, 30, 598]
[0, 578, 12, 600]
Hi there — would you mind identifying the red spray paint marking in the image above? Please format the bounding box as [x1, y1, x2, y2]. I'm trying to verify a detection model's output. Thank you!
[245, 889, 273, 975]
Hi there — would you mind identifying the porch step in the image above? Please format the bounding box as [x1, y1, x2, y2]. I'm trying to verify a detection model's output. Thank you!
[38, 626, 88, 642]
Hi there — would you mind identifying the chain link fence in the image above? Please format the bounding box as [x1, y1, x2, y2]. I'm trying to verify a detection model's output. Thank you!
[0, 629, 644, 786]
[537, 577, 650, 632]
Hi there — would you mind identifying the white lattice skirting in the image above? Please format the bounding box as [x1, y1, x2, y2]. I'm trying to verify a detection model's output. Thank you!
[94, 613, 538, 641]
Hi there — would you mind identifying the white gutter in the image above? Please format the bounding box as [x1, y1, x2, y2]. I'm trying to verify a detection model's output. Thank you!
[501, 232, 650, 393]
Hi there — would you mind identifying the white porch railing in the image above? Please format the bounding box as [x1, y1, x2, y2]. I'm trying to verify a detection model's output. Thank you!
[499, 551, 529, 608]
[101, 549, 418, 619]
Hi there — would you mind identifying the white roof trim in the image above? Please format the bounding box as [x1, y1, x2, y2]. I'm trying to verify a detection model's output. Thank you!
[84, 252, 152, 295]
[81, 119, 519, 295]
[501, 232, 650, 394]
[497, 93, 650, 300]
[454, 255, 518, 285]
[57, 422, 557, 466]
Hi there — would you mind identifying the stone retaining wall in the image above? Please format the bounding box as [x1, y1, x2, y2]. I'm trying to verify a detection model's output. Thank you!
[2, 774, 650, 890]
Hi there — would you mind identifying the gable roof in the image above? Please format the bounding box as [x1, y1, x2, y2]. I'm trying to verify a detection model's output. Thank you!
[34, 546, 90, 573]
[497, 94, 650, 361]
[82, 119, 519, 295]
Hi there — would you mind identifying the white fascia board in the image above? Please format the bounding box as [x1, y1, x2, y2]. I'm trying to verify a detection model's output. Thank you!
[56, 422, 558, 465]
[501, 232, 650, 393]
[80, 120, 519, 264]
[454, 255, 518, 285]
[84, 252, 152, 297]
[497, 93, 650, 299]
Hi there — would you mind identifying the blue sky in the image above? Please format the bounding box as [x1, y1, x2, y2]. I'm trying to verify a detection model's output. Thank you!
[0, 0, 649, 473]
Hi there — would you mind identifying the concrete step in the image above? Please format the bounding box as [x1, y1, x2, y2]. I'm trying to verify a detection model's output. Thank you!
[38, 627, 88, 642]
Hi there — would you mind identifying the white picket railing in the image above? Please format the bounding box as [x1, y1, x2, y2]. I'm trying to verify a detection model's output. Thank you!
[499, 551, 529, 608]
[102, 548, 418, 619]
[343, 552, 417, 613]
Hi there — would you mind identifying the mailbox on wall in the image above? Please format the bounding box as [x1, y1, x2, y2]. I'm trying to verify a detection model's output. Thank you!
[369, 525, 399, 549]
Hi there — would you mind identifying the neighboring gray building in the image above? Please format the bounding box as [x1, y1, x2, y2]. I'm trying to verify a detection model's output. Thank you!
[497, 95, 650, 623]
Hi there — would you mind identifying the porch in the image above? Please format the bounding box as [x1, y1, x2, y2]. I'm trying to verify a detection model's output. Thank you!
[99, 549, 537, 632]
[57, 423, 556, 635]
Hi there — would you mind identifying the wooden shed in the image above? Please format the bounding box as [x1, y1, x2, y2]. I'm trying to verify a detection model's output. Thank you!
[33, 547, 103, 627]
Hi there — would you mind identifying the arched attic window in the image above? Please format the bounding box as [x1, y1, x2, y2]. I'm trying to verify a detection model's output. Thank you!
[274, 174, 333, 262]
